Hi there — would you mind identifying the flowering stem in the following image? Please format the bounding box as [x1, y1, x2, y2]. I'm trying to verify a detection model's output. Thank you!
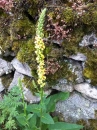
[18, 79, 26, 116]
[34, 8, 47, 130]
[40, 88, 43, 130]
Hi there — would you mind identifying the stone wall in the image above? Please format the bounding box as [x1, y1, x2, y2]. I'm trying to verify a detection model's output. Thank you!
[0, 0, 97, 129]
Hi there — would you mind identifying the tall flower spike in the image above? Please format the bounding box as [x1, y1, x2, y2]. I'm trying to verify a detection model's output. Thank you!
[35, 8, 47, 88]
[36, 8, 47, 38]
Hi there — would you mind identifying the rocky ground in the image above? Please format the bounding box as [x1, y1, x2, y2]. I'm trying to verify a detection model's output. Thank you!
[0, 33, 97, 129]
[0, 0, 97, 129]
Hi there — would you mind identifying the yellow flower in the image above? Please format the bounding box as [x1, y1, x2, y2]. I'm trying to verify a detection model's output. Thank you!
[34, 8, 46, 88]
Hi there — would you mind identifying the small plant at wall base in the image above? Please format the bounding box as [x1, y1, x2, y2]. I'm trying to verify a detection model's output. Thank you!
[0, 8, 83, 130]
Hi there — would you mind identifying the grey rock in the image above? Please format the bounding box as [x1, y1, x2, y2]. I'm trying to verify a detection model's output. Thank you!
[8, 71, 52, 103]
[23, 87, 40, 103]
[74, 83, 97, 100]
[68, 59, 84, 83]
[69, 53, 87, 62]
[0, 78, 5, 92]
[4, 49, 15, 57]
[8, 71, 24, 90]
[23, 87, 52, 103]
[79, 33, 97, 47]
[43, 38, 63, 45]
[0, 58, 14, 76]
[8, 71, 38, 103]
[11, 58, 32, 77]
[52, 79, 74, 92]
[52, 59, 84, 92]
[52, 40, 63, 45]
[85, 79, 91, 84]
[56, 91, 97, 123]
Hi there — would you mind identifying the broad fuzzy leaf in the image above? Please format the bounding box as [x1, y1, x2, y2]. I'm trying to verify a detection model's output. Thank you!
[41, 113, 54, 124]
[29, 114, 37, 128]
[27, 104, 41, 114]
[27, 114, 33, 120]
[48, 122, 83, 130]
[16, 114, 27, 126]
[46, 92, 69, 112]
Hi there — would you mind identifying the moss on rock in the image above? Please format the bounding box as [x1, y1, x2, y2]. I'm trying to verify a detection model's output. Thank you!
[62, 26, 85, 56]
[81, 48, 97, 86]
[1, 73, 14, 89]
[17, 38, 36, 70]
[12, 17, 35, 37]
[77, 111, 97, 130]
[81, 4, 97, 26]
[46, 59, 76, 85]
[62, 7, 76, 25]
[22, 75, 38, 93]
[1, 0, 97, 93]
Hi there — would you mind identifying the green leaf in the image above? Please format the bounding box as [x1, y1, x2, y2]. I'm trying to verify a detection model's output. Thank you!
[27, 104, 41, 114]
[48, 122, 83, 130]
[27, 113, 33, 120]
[16, 114, 27, 126]
[53, 117, 58, 122]
[31, 126, 39, 130]
[41, 113, 54, 124]
[29, 114, 37, 128]
[40, 102, 46, 113]
[47, 101, 55, 113]
[51, 92, 69, 102]
[0, 115, 5, 124]
[42, 124, 48, 130]
[23, 128, 31, 130]
[46, 92, 69, 112]
[35, 92, 41, 97]
[5, 117, 16, 130]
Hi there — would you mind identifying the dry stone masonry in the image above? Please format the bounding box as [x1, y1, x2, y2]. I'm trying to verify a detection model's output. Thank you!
[0, 33, 97, 125]
[1, 0, 97, 129]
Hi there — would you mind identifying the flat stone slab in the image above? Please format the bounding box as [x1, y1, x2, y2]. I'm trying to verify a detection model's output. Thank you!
[56, 91, 97, 123]
[0, 58, 14, 76]
[8, 71, 24, 90]
[0, 78, 5, 92]
[23, 87, 52, 103]
[52, 79, 74, 92]
[8, 71, 39, 103]
[23, 87, 40, 103]
[74, 83, 97, 100]
[22, 87, 51, 103]
[69, 53, 87, 62]
[79, 33, 97, 47]
[8, 71, 52, 103]
[11, 58, 32, 77]
[68, 59, 84, 83]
